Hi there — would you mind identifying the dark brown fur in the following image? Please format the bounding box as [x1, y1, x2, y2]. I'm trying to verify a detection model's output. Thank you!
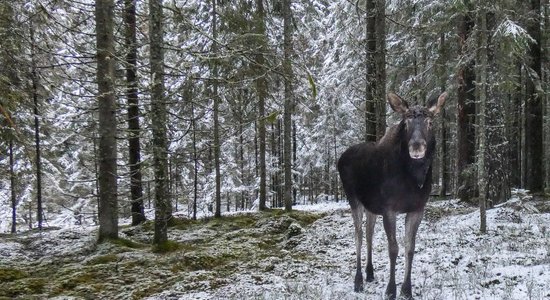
[338, 93, 446, 299]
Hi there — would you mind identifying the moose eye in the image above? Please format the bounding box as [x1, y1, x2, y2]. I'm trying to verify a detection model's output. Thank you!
[425, 118, 433, 128]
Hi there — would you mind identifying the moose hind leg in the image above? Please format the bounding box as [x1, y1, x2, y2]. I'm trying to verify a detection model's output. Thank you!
[365, 210, 376, 282]
[351, 204, 364, 292]
[401, 209, 424, 299]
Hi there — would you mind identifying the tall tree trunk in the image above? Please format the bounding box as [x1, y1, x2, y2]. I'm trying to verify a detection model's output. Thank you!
[30, 23, 43, 230]
[510, 64, 522, 187]
[212, 0, 222, 218]
[96, 0, 118, 242]
[150, 0, 170, 245]
[125, 0, 145, 226]
[282, 0, 293, 212]
[365, 0, 377, 142]
[456, 2, 476, 203]
[477, 7, 488, 233]
[375, 0, 386, 139]
[525, 0, 543, 193]
[191, 99, 198, 220]
[544, 1, 550, 194]
[293, 123, 297, 203]
[438, 33, 448, 197]
[10, 137, 17, 234]
[255, 0, 268, 211]
[239, 121, 245, 210]
[486, 12, 511, 206]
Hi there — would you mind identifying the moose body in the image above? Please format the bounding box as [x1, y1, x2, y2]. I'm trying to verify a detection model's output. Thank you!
[338, 92, 447, 299]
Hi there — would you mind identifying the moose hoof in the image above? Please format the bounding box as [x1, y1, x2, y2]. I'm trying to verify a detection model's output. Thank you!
[385, 285, 396, 300]
[400, 288, 413, 299]
[354, 273, 364, 292]
[401, 282, 413, 299]
[366, 264, 374, 282]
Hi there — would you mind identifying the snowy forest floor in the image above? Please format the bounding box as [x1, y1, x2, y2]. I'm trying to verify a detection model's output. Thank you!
[1, 197, 550, 300]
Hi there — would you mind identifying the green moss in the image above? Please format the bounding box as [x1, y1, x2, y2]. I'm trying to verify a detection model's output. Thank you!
[24, 278, 46, 294]
[0, 277, 43, 298]
[205, 214, 258, 231]
[140, 220, 154, 232]
[152, 240, 181, 253]
[0, 267, 26, 282]
[87, 254, 118, 265]
[180, 252, 237, 271]
[60, 272, 95, 290]
[168, 217, 200, 229]
[287, 211, 325, 227]
[110, 237, 147, 249]
[262, 209, 325, 227]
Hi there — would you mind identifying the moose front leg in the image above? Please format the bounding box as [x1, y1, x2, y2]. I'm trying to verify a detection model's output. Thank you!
[351, 205, 364, 292]
[383, 211, 398, 300]
[365, 210, 376, 282]
[401, 209, 424, 299]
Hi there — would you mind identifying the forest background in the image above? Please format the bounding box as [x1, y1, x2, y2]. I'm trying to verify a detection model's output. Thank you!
[0, 0, 549, 241]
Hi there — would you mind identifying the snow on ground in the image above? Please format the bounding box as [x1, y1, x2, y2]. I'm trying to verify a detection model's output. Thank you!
[1, 199, 549, 299]
[147, 199, 550, 300]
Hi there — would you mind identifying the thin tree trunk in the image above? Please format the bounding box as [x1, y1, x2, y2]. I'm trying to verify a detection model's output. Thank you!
[477, 8, 488, 233]
[255, 0, 268, 210]
[30, 23, 43, 230]
[271, 120, 279, 207]
[282, 0, 293, 212]
[96, 0, 118, 242]
[125, 0, 145, 226]
[150, 0, 170, 245]
[521, 65, 527, 188]
[544, 1, 550, 193]
[511, 64, 522, 187]
[191, 99, 198, 220]
[438, 33, 448, 197]
[456, 3, 476, 203]
[375, 0, 386, 139]
[239, 121, 245, 210]
[212, 0, 222, 218]
[525, 0, 543, 193]
[10, 138, 17, 234]
[365, 0, 377, 142]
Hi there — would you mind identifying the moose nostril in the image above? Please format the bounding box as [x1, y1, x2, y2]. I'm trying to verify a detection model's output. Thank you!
[410, 140, 426, 150]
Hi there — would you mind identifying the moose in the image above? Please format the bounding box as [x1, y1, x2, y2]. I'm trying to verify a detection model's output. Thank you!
[337, 92, 447, 299]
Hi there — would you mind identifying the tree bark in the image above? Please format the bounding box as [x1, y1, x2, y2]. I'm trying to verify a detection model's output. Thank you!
[375, 0, 386, 139]
[10, 137, 17, 234]
[96, 0, 118, 242]
[438, 33, 448, 197]
[525, 0, 543, 193]
[365, 0, 377, 142]
[544, 1, 550, 194]
[150, 0, 170, 245]
[125, 0, 145, 226]
[476, 7, 488, 233]
[456, 3, 476, 203]
[255, 0, 268, 210]
[212, 0, 222, 218]
[30, 23, 43, 230]
[282, 0, 293, 212]
[190, 93, 199, 220]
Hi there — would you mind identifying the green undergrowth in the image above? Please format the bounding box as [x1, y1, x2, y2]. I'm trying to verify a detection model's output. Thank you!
[1, 209, 326, 299]
[152, 240, 182, 253]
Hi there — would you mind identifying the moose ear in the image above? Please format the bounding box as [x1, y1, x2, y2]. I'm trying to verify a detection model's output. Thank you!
[428, 92, 447, 115]
[387, 93, 409, 114]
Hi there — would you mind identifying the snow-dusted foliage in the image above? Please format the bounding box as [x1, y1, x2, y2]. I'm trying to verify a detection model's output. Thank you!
[0, 0, 547, 232]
